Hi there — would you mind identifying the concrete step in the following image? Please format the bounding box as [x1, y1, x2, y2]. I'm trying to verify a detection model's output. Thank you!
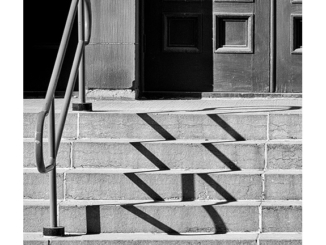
[23, 232, 302, 245]
[23, 200, 301, 234]
[23, 112, 302, 140]
[23, 169, 302, 201]
[23, 139, 302, 170]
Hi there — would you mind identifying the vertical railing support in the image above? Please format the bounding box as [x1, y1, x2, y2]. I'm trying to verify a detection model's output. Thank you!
[43, 100, 65, 236]
[73, 0, 92, 111]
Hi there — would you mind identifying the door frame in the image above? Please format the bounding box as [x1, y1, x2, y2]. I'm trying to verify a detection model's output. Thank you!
[136, 0, 302, 99]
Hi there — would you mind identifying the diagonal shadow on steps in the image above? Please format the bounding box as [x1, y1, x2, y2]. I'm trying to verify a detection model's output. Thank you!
[201, 143, 242, 171]
[124, 172, 165, 201]
[121, 205, 181, 235]
[130, 142, 170, 170]
[181, 173, 237, 202]
[202, 205, 228, 234]
[197, 174, 237, 202]
[137, 113, 176, 140]
[207, 114, 246, 141]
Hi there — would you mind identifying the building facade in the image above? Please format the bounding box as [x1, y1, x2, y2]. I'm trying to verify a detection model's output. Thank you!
[24, 0, 302, 98]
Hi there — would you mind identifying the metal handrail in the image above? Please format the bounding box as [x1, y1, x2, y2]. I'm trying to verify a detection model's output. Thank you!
[34, 0, 91, 236]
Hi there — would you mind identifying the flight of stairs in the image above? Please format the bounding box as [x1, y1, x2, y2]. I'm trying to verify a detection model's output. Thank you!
[23, 101, 302, 244]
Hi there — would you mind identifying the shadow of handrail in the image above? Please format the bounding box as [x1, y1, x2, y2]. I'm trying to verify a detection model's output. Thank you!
[130, 142, 170, 170]
[202, 143, 242, 171]
[207, 114, 246, 141]
[121, 205, 180, 235]
[124, 173, 165, 201]
[137, 113, 176, 140]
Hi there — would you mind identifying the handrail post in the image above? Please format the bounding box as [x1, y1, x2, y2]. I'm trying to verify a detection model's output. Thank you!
[72, 0, 92, 111]
[43, 100, 65, 236]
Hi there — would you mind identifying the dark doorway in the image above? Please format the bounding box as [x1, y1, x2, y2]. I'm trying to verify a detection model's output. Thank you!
[24, 0, 78, 98]
[142, 0, 302, 94]
[143, 0, 213, 92]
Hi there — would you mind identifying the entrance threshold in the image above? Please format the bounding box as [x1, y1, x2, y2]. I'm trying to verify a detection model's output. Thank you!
[139, 92, 302, 100]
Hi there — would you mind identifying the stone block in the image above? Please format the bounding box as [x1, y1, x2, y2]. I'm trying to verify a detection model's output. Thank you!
[23, 112, 77, 139]
[259, 233, 302, 245]
[65, 170, 262, 201]
[269, 114, 302, 140]
[78, 113, 267, 140]
[265, 172, 302, 200]
[24, 140, 71, 168]
[267, 142, 302, 169]
[262, 204, 302, 232]
[72, 140, 265, 170]
[59, 202, 259, 234]
[48, 233, 257, 245]
[23, 170, 65, 200]
[23, 202, 50, 232]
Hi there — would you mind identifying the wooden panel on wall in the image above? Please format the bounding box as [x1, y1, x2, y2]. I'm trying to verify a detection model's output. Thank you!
[275, 0, 302, 93]
[213, 0, 270, 92]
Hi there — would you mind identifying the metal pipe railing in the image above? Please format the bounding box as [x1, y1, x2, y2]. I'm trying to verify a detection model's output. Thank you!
[34, 0, 92, 237]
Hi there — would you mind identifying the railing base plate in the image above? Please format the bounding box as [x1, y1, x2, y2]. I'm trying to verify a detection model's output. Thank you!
[43, 227, 65, 237]
[72, 102, 92, 111]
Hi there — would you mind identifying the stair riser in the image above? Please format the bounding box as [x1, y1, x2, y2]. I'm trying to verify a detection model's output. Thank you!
[24, 239, 302, 245]
[24, 171, 301, 201]
[23, 204, 301, 234]
[262, 206, 302, 232]
[25, 241, 257, 245]
[65, 173, 263, 201]
[71, 142, 264, 170]
[23, 113, 302, 140]
[23, 141, 302, 170]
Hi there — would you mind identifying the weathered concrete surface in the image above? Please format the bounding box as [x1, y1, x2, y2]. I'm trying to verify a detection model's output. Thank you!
[259, 233, 302, 245]
[23, 98, 302, 114]
[24, 233, 258, 245]
[23, 201, 50, 232]
[59, 201, 259, 234]
[78, 113, 268, 140]
[262, 202, 302, 232]
[23, 240, 48, 245]
[72, 140, 265, 170]
[24, 139, 71, 168]
[23, 112, 77, 139]
[269, 114, 302, 140]
[267, 141, 302, 169]
[265, 171, 302, 200]
[24, 169, 65, 200]
[65, 169, 262, 201]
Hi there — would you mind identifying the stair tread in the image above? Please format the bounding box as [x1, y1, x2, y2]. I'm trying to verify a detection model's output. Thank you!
[24, 199, 302, 206]
[23, 138, 302, 143]
[23, 232, 301, 241]
[23, 168, 302, 174]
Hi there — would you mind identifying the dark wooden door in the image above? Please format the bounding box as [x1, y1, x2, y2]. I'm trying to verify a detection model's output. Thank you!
[24, 0, 78, 97]
[212, 0, 270, 92]
[143, 0, 302, 94]
[275, 0, 302, 92]
[143, 0, 213, 92]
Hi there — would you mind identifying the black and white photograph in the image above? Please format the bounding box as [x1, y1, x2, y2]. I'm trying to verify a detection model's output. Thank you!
[1, 0, 324, 244]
